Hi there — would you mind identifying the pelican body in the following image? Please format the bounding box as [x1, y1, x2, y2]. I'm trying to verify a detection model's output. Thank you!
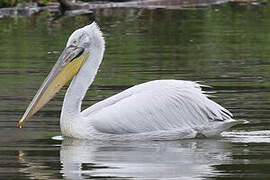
[19, 22, 245, 140]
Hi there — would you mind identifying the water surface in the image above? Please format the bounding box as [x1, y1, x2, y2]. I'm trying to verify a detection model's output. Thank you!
[1, 1, 270, 179]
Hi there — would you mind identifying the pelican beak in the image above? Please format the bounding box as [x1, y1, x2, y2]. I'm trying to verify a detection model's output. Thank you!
[18, 46, 88, 128]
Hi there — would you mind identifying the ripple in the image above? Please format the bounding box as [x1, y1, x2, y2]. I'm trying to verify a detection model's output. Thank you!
[221, 130, 270, 143]
[52, 136, 64, 141]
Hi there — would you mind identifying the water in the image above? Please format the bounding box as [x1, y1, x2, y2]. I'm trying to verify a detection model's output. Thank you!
[1, 1, 270, 179]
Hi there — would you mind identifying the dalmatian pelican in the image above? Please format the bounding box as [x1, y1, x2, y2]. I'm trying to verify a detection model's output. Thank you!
[18, 22, 246, 140]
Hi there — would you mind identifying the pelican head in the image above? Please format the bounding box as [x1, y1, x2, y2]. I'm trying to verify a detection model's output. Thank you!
[18, 22, 103, 127]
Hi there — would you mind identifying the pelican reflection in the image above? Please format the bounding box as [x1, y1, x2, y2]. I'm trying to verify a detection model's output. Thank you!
[60, 138, 233, 179]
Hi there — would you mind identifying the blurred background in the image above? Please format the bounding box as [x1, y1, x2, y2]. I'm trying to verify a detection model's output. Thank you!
[1, 0, 270, 179]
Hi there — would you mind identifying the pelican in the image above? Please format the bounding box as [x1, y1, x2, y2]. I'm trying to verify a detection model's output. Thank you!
[18, 22, 246, 140]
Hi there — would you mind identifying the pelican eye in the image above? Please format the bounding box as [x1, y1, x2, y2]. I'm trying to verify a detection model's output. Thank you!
[72, 40, 78, 46]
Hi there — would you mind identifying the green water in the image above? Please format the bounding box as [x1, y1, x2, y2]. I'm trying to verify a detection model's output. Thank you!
[1, 2, 270, 179]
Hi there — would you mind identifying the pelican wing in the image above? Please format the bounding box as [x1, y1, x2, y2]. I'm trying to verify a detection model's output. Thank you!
[82, 80, 232, 134]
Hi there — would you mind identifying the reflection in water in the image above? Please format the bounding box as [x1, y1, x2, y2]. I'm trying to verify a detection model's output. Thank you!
[60, 138, 232, 179]
[2, 1, 270, 179]
[222, 130, 270, 143]
[16, 131, 270, 179]
[18, 150, 60, 180]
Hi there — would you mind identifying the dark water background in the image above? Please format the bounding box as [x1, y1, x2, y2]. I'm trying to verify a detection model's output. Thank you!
[1, 1, 270, 179]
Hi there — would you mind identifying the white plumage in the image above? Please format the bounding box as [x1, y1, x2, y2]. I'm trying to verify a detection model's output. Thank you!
[57, 22, 246, 140]
[84, 80, 230, 133]
[20, 22, 245, 140]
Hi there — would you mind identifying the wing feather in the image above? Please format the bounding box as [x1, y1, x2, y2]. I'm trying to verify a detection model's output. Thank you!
[82, 80, 232, 134]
